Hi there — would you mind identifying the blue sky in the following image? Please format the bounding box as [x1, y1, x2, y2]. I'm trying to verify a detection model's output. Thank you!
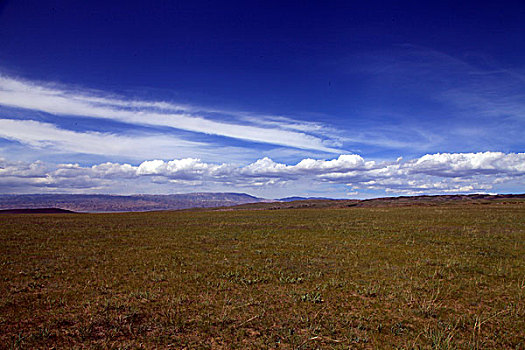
[0, 0, 524, 198]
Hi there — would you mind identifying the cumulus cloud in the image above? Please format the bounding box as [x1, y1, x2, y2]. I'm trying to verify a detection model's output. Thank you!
[136, 158, 233, 179]
[241, 155, 376, 178]
[410, 152, 525, 176]
[1, 152, 523, 195]
[0, 75, 341, 153]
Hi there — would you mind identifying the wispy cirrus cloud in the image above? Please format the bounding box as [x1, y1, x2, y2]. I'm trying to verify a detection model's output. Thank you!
[0, 118, 207, 159]
[0, 75, 342, 153]
[341, 46, 525, 152]
[1, 152, 523, 196]
[0, 118, 282, 164]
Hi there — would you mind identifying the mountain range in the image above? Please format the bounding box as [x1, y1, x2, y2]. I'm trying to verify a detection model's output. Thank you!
[0, 193, 524, 213]
[0, 193, 264, 212]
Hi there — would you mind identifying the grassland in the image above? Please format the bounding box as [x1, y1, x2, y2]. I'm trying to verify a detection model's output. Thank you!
[1, 203, 524, 349]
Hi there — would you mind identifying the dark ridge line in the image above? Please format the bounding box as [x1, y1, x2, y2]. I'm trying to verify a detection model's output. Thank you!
[0, 208, 77, 214]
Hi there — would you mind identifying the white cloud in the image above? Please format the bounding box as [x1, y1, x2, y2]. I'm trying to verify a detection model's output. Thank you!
[0, 75, 341, 153]
[240, 154, 376, 178]
[0, 158, 49, 177]
[411, 152, 525, 176]
[0, 118, 209, 159]
[0, 118, 288, 165]
[136, 158, 233, 179]
[1, 152, 523, 196]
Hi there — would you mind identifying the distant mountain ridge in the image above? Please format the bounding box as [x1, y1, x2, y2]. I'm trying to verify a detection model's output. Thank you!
[0, 193, 264, 212]
[0, 193, 523, 213]
[278, 196, 334, 202]
[224, 193, 525, 210]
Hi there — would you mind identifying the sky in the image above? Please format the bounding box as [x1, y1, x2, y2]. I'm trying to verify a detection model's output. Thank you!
[0, 0, 524, 198]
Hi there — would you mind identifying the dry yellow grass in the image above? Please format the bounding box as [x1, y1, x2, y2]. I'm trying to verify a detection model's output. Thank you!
[1, 203, 524, 348]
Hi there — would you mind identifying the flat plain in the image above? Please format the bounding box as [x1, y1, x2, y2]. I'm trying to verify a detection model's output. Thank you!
[1, 202, 524, 349]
